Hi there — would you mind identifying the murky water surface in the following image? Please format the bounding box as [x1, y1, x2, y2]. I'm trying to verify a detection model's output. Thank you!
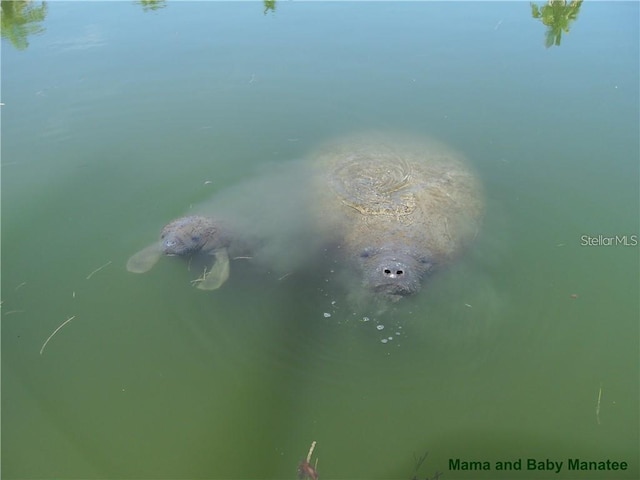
[2, 2, 638, 479]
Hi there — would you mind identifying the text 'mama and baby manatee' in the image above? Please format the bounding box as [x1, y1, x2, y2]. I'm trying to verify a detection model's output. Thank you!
[449, 457, 629, 473]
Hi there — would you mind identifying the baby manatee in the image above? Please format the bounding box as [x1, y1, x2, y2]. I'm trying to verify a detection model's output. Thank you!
[126, 215, 232, 290]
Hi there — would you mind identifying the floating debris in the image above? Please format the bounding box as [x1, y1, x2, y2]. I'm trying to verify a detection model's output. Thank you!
[323, 312, 331, 318]
[297, 441, 319, 480]
[376, 324, 385, 331]
[86, 260, 112, 280]
[596, 383, 602, 425]
[40, 315, 76, 355]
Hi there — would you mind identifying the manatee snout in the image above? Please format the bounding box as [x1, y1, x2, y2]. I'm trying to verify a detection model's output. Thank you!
[161, 233, 193, 255]
[359, 248, 432, 300]
[162, 239, 178, 253]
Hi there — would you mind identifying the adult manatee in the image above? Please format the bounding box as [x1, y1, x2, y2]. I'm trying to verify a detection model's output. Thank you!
[308, 133, 484, 301]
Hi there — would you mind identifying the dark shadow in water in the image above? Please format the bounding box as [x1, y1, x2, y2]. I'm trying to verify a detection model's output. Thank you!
[531, 0, 584, 48]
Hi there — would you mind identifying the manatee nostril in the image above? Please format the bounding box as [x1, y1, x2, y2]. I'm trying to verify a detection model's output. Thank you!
[382, 266, 405, 278]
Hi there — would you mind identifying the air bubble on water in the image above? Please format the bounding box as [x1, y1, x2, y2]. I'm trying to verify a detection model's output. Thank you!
[331, 300, 336, 305]
[323, 312, 331, 318]
[395, 332, 401, 336]
[362, 316, 370, 322]
[376, 324, 384, 331]
[381, 338, 388, 344]
[387, 336, 393, 341]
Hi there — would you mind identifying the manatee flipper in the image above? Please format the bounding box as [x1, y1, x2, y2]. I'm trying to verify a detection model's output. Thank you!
[126, 242, 162, 273]
[196, 249, 230, 290]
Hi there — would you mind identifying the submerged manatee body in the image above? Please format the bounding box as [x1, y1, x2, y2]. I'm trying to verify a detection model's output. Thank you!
[309, 133, 484, 301]
[126, 215, 234, 290]
[127, 133, 483, 301]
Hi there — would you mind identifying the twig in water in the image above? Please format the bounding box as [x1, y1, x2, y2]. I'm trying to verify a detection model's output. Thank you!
[86, 261, 112, 280]
[40, 316, 76, 355]
[3, 310, 25, 316]
[298, 441, 319, 480]
[278, 272, 293, 281]
[306, 441, 316, 463]
[15, 281, 27, 291]
[414, 451, 429, 472]
[191, 267, 209, 286]
[596, 383, 602, 425]
[232, 256, 253, 260]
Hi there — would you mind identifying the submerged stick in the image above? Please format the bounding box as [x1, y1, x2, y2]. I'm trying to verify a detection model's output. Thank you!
[191, 266, 210, 286]
[414, 451, 428, 471]
[86, 261, 112, 280]
[306, 441, 316, 464]
[596, 383, 602, 425]
[40, 316, 76, 355]
[298, 441, 319, 480]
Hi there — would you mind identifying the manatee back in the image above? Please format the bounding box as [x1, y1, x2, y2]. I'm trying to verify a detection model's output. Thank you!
[310, 132, 484, 266]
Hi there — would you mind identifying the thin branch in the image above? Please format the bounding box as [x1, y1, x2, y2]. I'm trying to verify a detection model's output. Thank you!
[40, 316, 76, 355]
[86, 261, 112, 280]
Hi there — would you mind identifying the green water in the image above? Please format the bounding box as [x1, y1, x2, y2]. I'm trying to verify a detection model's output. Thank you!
[2, 2, 638, 479]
